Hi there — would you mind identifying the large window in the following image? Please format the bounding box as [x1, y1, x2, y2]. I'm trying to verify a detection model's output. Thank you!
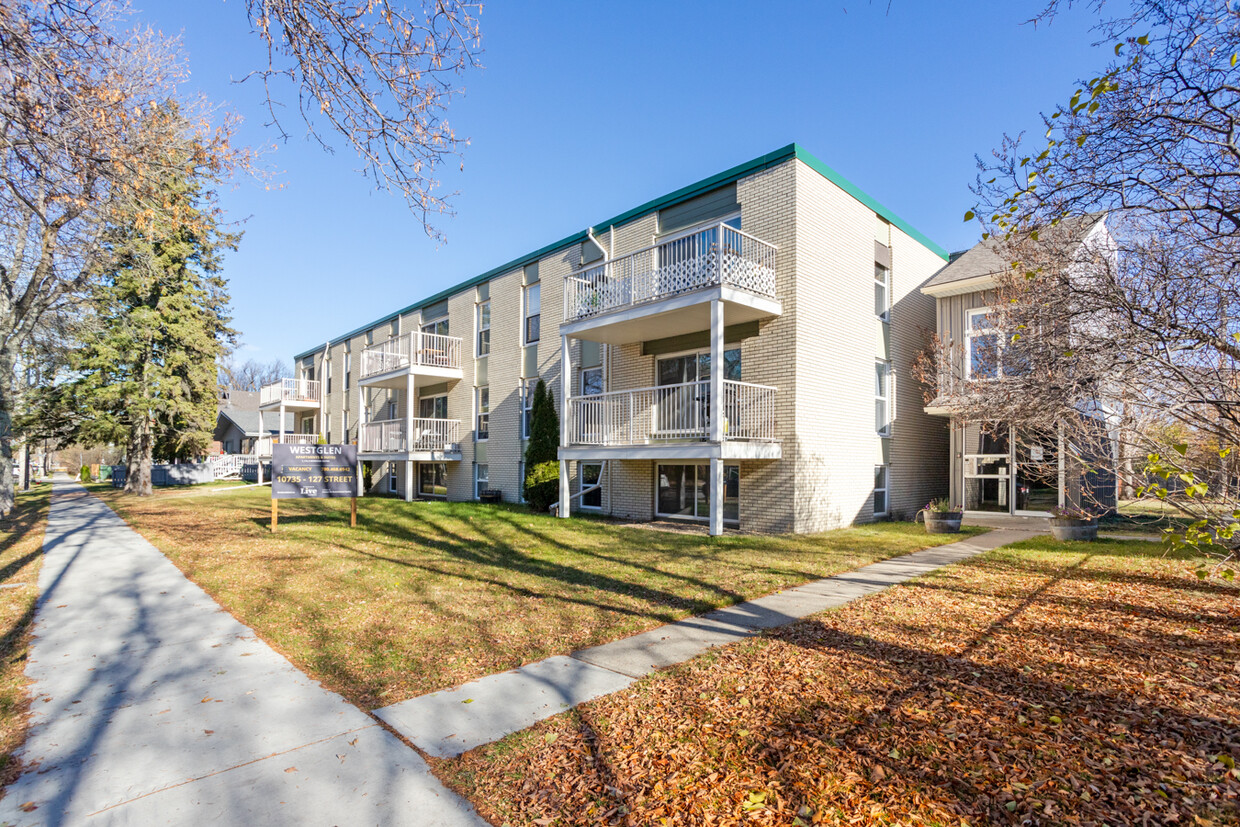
[874, 465, 889, 516]
[387, 399, 398, 421]
[419, 462, 447, 497]
[524, 283, 540, 344]
[579, 462, 603, 510]
[875, 263, 890, 321]
[875, 360, 892, 436]
[419, 394, 448, 419]
[475, 464, 489, 499]
[966, 308, 1001, 380]
[476, 301, 491, 356]
[476, 386, 489, 439]
[521, 379, 538, 439]
[656, 464, 738, 523]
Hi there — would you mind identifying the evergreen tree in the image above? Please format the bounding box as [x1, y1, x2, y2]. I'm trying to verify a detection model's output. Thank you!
[68, 122, 237, 495]
[523, 378, 560, 511]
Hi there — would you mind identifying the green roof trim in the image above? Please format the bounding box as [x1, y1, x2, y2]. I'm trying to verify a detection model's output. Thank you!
[295, 142, 944, 359]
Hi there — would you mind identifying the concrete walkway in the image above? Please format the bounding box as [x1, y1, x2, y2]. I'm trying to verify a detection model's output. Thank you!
[1, 481, 487, 826]
[376, 527, 1038, 758]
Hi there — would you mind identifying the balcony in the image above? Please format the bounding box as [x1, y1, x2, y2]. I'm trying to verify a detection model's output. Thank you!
[560, 379, 781, 461]
[258, 378, 321, 410]
[359, 331, 463, 389]
[560, 221, 781, 345]
[254, 432, 320, 457]
[359, 418, 462, 459]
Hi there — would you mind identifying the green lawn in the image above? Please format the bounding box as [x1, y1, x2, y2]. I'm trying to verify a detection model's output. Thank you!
[90, 484, 986, 709]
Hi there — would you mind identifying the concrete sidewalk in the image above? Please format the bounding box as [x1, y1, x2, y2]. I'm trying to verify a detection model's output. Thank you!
[1, 480, 487, 826]
[376, 527, 1037, 758]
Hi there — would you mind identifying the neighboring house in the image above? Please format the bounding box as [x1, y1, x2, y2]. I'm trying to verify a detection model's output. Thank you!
[920, 216, 1118, 517]
[214, 389, 295, 456]
[284, 143, 954, 534]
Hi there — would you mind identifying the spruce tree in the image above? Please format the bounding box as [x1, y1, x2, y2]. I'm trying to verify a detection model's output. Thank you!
[523, 378, 560, 511]
[68, 120, 236, 495]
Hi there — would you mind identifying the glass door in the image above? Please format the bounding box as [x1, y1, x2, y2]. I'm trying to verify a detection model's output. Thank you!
[1015, 430, 1059, 514]
[654, 349, 741, 440]
[656, 464, 739, 523]
[962, 424, 1011, 513]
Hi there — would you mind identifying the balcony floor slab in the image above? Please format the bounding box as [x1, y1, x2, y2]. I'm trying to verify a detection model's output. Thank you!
[357, 451, 463, 463]
[559, 441, 780, 462]
[358, 365, 462, 390]
[560, 285, 780, 346]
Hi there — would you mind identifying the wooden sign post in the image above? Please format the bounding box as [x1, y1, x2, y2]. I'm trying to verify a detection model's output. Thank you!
[270, 443, 359, 533]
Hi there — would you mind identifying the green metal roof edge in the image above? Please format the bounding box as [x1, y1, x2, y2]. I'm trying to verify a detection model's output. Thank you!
[791, 144, 948, 261]
[295, 142, 944, 359]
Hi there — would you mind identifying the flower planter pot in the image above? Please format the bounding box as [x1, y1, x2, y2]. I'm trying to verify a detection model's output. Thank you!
[924, 512, 964, 534]
[1050, 519, 1098, 541]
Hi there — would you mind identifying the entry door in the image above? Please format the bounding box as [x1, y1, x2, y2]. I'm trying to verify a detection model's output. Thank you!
[1015, 431, 1059, 514]
[656, 464, 739, 522]
[654, 350, 741, 439]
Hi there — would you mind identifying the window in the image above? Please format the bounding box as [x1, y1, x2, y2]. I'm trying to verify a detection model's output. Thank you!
[874, 465, 889, 516]
[388, 464, 398, 493]
[344, 345, 351, 390]
[579, 462, 602, 510]
[390, 319, 400, 337]
[521, 379, 538, 439]
[475, 464, 489, 498]
[419, 462, 447, 497]
[966, 308, 1001, 380]
[419, 394, 448, 419]
[325, 413, 331, 443]
[476, 386, 489, 439]
[302, 416, 315, 435]
[524, 283, 541, 344]
[875, 361, 892, 436]
[421, 316, 449, 336]
[581, 366, 603, 397]
[656, 464, 739, 523]
[476, 301, 491, 356]
[388, 400, 398, 421]
[875, 263, 890, 321]
[366, 329, 374, 345]
[325, 358, 332, 394]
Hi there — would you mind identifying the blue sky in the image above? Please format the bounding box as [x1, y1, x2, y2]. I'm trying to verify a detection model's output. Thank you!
[134, 0, 1113, 365]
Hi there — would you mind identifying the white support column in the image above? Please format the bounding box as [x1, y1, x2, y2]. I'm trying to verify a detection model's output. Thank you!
[709, 299, 725, 537]
[709, 299, 724, 443]
[709, 456, 724, 536]
[559, 334, 571, 518]
[405, 372, 415, 503]
[279, 402, 286, 445]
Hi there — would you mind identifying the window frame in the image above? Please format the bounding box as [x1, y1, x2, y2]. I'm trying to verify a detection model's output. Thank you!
[476, 300, 491, 357]
[521, 378, 538, 439]
[874, 465, 889, 517]
[965, 307, 1003, 381]
[580, 366, 604, 397]
[579, 462, 603, 511]
[421, 315, 449, 337]
[875, 263, 890, 321]
[475, 464, 489, 499]
[523, 282, 541, 344]
[418, 462, 448, 498]
[388, 464, 398, 493]
[476, 385, 489, 440]
[387, 399, 398, 421]
[875, 359, 892, 437]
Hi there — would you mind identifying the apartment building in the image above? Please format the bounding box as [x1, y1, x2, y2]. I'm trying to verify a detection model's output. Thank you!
[269, 143, 952, 534]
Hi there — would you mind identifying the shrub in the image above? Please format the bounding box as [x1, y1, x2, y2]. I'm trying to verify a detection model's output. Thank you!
[523, 461, 560, 513]
[924, 497, 960, 515]
[79, 465, 91, 483]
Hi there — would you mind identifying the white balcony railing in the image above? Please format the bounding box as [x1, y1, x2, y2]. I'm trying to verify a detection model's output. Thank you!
[360, 418, 462, 454]
[564, 221, 777, 323]
[360, 331, 463, 379]
[254, 432, 320, 457]
[259, 377, 322, 407]
[568, 380, 777, 446]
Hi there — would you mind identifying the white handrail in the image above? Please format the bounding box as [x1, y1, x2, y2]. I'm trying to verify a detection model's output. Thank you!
[563, 220, 777, 322]
[567, 379, 777, 446]
[259, 377, 322, 406]
[360, 331, 463, 378]
[360, 418, 462, 453]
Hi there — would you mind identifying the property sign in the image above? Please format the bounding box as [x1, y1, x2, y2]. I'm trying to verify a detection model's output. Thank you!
[272, 443, 358, 499]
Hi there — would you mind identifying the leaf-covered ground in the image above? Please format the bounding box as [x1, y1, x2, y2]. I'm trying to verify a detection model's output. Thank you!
[87, 484, 981, 709]
[440, 538, 1240, 826]
[0, 483, 50, 797]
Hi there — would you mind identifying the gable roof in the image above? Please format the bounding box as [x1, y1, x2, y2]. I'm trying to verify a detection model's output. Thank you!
[921, 214, 1107, 297]
[217, 408, 295, 437]
[294, 143, 947, 360]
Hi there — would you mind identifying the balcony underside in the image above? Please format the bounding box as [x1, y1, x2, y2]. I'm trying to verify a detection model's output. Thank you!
[559, 441, 781, 462]
[258, 400, 320, 412]
[358, 450, 463, 462]
[559, 286, 781, 346]
[359, 365, 463, 391]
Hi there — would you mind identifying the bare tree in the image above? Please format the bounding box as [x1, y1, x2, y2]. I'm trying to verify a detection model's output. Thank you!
[934, 0, 1240, 574]
[244, 0, 482, 237]
[0, 0, 244, 514]
[220, 356, 290, 392]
